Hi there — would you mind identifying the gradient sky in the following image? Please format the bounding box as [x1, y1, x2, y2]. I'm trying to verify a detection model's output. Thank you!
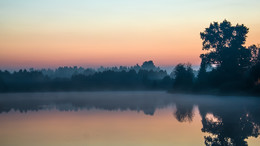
[0, 0, 260, 69]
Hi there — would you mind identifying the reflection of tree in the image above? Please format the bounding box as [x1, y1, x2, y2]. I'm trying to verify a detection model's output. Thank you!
[200, 110, 260, 146]
[0, 92, 173, 116]
[1, 92, 260, 146]
[171, 95, 260, 146]
[174, 104, 194, 122]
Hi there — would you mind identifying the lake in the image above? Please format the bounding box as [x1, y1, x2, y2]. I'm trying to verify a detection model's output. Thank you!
[0, 91, 259, 146]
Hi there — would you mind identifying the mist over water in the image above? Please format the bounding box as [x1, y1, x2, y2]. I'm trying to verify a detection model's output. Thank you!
[0, 91, 259, 146]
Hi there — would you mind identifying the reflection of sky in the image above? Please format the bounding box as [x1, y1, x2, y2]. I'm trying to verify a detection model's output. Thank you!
[1, 0, 260, 69]
[0, 91, 260, 145]
[0, 107, 206, 146]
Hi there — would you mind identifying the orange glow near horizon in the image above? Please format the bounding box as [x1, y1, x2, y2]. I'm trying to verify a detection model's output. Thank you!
[0, 0, 260, 69]
[1, 27, 259, 69]
[0, 28, 203, 68]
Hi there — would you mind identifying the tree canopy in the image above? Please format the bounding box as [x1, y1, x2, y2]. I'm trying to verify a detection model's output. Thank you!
[172, 63, 194, 89]
[200, 20, 251, 73]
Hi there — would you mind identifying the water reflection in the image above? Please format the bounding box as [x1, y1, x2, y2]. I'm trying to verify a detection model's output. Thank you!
[199, 102, 260, 145]
[0, 91, 259, 145]
[174, 103, 194, 122]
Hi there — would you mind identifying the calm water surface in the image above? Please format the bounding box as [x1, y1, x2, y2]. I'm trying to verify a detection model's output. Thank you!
[0, 91, 259, 146]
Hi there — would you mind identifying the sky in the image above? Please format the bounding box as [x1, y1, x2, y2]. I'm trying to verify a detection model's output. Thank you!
[0, 0, 260, 69]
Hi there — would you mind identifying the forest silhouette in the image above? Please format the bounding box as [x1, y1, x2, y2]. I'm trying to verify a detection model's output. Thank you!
[0, 20, 259, 95]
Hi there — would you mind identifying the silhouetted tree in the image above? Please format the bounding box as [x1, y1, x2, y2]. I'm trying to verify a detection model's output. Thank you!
[172, 63, 194, 89]
[248, 45, 260, 66]
[141, 60, 159, 71]
[246, 45, 260, 92]
[197, 58, 208, 86]
[200, 20, 251, 76]
[250, 63, 260, 86]
[196, 20, 260, 93]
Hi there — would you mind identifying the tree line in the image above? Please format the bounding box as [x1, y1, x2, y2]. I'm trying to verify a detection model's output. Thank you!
[0, 61, 172, 92]
[0, 20, 259, 95]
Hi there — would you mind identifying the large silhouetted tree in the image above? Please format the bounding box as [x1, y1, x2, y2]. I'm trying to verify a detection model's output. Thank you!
[200, 20, 251, 74]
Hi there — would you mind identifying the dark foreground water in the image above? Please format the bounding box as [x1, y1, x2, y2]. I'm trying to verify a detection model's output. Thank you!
[0, 91, 259, 146]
